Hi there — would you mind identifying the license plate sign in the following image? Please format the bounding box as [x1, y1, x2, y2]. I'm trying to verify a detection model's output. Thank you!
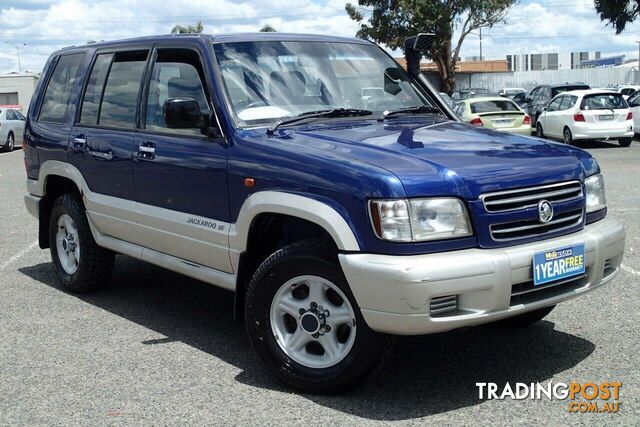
[533, 244, 585, 286]
[599, 114, 614, 121]
[493, 119, 513, 127]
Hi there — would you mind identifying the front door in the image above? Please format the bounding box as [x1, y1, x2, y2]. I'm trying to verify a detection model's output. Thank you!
[69, 48, 150, 239]
[132, 46, 231, 272]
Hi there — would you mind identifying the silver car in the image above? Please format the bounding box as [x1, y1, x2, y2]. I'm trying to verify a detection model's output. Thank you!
[1, 108, 26, 151]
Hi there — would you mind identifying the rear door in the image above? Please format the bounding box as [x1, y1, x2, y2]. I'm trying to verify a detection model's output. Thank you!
[541, 96, 563, 137]
[69, 47, 150, 239]
[12, 109, 26, 141]
[627, 92, 640, 129]
[580, 93, 628, 128]
[132, 44, 231, 272]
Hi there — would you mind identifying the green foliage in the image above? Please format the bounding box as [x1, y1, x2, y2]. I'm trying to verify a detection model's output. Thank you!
[171, 21, 204, 34]
[594, 0, 640, 34]
[260, 24, 277, 32]
[345, 0, 518, 92]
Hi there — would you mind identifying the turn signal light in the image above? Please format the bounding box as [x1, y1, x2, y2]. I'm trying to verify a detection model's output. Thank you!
[470, 117, 483, 126]
[573, 113, 585, 122]
[626, 111, 633, 120]
[523, 115, 531, 125]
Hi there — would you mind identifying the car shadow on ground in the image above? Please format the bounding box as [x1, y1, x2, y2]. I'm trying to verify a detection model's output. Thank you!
[19, 256, 595, 421]
[573, 140, 627, 149]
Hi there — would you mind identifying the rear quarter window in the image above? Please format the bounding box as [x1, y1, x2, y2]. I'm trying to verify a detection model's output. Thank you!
[38, 53, 84, 123]
[470, 100, 519, 114]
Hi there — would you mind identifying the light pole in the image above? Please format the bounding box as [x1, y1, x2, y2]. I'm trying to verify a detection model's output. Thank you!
[6, 43, 26, 73]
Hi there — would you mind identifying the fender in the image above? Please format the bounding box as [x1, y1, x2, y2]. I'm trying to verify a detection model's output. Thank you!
[228, 191, 360, 271]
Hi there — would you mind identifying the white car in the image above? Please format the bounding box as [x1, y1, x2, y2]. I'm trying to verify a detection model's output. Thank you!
[625, 91, 640, 134]
[613, 85, 640, 100]
[0, 108, 26, 151]
[535, 90, 634, 147]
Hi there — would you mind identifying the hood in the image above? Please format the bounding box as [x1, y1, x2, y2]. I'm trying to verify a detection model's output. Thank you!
[285, 118, 598, 198]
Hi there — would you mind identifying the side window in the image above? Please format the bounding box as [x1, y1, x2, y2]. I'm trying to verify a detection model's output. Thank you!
[144, 48, 210, 136]
[79, 53, 113, 124]
[99, 50, 148, 128]
[14, 110, 25, 120]
[38, 54, 84, 123]
[6, 110, 16, 120]
[564, 96, 577, 110]
[547, 96, 563, 112]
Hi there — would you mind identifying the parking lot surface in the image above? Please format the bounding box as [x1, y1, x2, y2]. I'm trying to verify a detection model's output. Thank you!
[1, 142, 638, 425]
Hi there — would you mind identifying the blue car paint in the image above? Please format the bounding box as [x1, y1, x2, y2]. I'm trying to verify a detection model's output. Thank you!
[25, 33, 602, 257]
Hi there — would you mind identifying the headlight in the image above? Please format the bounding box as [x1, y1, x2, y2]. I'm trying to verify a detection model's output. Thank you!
[585, 174, 606, 213]
[369, 198, 472, 242]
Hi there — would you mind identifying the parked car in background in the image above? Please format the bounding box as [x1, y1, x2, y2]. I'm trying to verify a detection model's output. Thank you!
[625, 91, 640, 136]
[451, 87, 489, 101]
[454, 96, 531, 135]
[439, 92, 453, 108]
[499, 88, 526, 97]
[526, 83, 591, 126]
[612, 85, 640, 100]
[535, 90, 633, 147]
[508, 92, 528, 107]
[1, 108, 26, 151]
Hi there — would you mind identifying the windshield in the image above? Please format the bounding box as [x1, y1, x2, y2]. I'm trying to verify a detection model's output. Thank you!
[581, 93, 627, 110]
[213, 41, 431, 127]
[470, 100, 519, 114]
[552, 85, 589, 96]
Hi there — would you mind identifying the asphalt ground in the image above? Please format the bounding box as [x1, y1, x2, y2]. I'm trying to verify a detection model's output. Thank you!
[0, 140, 638, 425]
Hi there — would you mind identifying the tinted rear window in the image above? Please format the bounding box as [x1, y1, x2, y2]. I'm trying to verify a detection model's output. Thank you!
[470, 100, 519, 114]
[581, 93, 627, 110]
[39, 54, 84, 123]
[552, 85, 589, 96]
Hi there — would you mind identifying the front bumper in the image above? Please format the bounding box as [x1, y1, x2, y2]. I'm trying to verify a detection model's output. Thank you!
[339, 216, 625, 335]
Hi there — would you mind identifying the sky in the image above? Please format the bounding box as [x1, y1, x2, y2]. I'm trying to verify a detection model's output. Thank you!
[1, 0, 640, 74]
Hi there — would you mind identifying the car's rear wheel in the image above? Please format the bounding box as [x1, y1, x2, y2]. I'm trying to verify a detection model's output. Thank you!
[618, 138, 632, 147]
[245, 240, 392, 393]
[5, 132, 14, 151]
[492, 305, 555, 328]
[563, 127, 573, 145]
[49, 193, 115, 293]
[535, 122, 544, 138]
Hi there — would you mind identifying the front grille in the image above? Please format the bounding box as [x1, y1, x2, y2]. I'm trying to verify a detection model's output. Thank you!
[430, 295, 458, 317]
[482, 181, 583, 213]
[490, 208, 583, 241]
[510, 274, 588, 306]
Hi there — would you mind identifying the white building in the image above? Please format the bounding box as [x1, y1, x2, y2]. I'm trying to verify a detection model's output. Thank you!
[0, 72, 40, 113]
[507, 52, 602, 71]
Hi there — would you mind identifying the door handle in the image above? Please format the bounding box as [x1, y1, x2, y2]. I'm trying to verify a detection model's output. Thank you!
[72, 136, 86, 151]
[137, 142, 156, 160]
[89, 150, 113, 161]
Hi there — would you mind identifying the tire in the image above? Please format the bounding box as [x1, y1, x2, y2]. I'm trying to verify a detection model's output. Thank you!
[4, 132, 14, 151]
[492, 305, 555, 328]
[535, 122, 544, 138]
[618, 138, 632, 147]
[534, 113, 541, 127]
[563, 127, 573, 145]
[245, 240, 393, 393]
[49, 193, 115, 293]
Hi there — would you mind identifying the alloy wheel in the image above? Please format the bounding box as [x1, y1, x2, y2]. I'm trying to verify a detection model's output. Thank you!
[55, 214, 80, 275]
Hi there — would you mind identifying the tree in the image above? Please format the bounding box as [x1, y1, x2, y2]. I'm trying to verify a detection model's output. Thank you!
[260, 24, 277, 32]
[171, 21, 204, 34]
[594, 0, 640, 33]
[345, 0, 518, 93]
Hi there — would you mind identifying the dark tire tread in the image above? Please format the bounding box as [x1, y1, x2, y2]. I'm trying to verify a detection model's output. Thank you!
[49, 193, 114, 293]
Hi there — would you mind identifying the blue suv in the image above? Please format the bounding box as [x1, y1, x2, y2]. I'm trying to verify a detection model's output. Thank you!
[23, 33, 625, 393]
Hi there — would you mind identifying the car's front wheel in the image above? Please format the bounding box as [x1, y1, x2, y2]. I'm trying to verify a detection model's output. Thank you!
[245, 240, 392, 393]
[4, 132, 14, 151]
[49, 193, 115, 293]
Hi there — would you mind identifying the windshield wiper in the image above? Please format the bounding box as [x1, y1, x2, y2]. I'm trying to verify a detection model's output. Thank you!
[378, 105, 442, 121]
[267, 108, 373, 135]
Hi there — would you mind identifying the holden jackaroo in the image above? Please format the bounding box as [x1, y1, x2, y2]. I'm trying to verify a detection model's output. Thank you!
[23, 33, 625, 393]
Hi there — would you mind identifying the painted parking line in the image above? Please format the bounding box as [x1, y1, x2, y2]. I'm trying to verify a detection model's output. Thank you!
[0, 241, 38, 271]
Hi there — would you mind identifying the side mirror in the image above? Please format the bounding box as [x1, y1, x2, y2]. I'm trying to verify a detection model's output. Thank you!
[163, 97, 209, 131]
[384, 67, 404, 96]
